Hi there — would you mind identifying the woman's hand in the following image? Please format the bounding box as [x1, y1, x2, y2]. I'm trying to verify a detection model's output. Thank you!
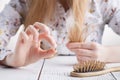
[66, 42, 109, 63]
[5, 22, 57, 67]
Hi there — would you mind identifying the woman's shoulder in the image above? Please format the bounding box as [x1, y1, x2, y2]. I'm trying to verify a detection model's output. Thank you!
[95, 0, 120, 4]
[91, 0, 120, 22]
[94, 0, 120, 35]
[95, 0, 120, 9]
[90, 0, 120, 11]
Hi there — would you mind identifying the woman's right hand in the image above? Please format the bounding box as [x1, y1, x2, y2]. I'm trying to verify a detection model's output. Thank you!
[5, 22, 57, 67]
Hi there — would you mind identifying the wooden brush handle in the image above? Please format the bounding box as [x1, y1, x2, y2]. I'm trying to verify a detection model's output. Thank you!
[70, 66, 120, 77]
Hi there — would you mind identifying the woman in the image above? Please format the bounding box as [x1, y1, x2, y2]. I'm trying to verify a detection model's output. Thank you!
[0, 0, 120, 67]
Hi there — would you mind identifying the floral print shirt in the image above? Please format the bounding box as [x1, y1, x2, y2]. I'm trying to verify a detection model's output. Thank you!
[0, 0, 120, 60]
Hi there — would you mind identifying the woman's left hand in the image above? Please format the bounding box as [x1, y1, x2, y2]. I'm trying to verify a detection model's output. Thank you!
[10, 22, 57, 67]
[66, 42, 109, 63]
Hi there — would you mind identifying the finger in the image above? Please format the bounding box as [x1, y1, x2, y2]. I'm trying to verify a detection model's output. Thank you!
[76, 56, 92, 63]
[25, 25, 31, 35]
[25, 25, 39, 41]
[83, 42, 99, 50]
[67, 42, 98, 50]
[71, 49, 93, 57]
[67, 42, 83, 49]
[19, 31, 29, 43]
[38, 48, 57, 59]
[39, 33, 57, 48]
[33, 22, 50, 34]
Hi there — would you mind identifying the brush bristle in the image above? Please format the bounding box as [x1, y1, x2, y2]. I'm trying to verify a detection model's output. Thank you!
[73, 60, 105, 73]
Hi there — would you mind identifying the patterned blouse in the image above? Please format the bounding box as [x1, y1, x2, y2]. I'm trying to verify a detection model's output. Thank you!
[0, 0, 120, 60]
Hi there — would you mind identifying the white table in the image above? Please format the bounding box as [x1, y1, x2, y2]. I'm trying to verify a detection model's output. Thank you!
[0, 60, 43, 80]
[39, 56, 120, 80]
[1, 56, 120, 80]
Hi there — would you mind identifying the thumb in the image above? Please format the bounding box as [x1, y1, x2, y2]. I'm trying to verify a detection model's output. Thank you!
[39, 33, 57, 48]
[39, 48, 57, 59]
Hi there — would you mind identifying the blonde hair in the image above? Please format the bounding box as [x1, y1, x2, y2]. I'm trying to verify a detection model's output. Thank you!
[25, 0, 88, 42]
[25, 0, 56, 27]
[68, 0, 88, 42]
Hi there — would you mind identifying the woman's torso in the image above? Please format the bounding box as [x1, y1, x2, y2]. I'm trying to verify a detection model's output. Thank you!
[1, 0, 120, 56]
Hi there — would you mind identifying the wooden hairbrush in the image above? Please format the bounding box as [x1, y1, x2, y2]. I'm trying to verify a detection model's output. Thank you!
[70, 60, 120, 77]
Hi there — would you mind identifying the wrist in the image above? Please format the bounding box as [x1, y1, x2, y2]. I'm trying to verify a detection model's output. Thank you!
[97, 46, 110, 63]
[102, 46, 120, 63]
[2, 53, 25, 67]
[102, 46, 112, 63]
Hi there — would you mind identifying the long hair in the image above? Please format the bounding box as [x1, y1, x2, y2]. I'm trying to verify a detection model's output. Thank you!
[25, 0, 56, 27]
[68, 0, 88, 42]
[24, 0, 88, 42]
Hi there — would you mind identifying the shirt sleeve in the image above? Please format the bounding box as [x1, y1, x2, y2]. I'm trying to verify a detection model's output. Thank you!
[0, 0, 23, 60]
[100, 0, 120, 35]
